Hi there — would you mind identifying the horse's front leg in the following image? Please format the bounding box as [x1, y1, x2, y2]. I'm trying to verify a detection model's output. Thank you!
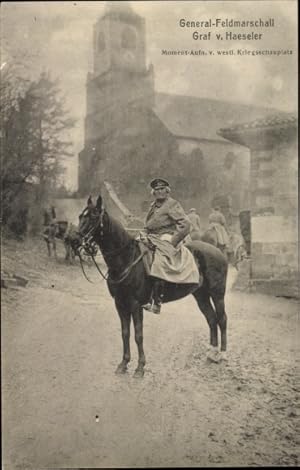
[132, 304, 146, 378]
[64, 241, 70, 261]
[53, 239, 57, 259]
[213, 295, 227, 360]
[46, 241, 51, 257]
[115, 301, 131, 374]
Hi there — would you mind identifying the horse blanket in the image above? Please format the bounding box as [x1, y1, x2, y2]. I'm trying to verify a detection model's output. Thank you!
[139, 233, 200, 284]
[209, 223, 230, 248]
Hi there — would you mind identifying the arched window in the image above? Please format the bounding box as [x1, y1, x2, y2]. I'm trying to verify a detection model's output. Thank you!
[121, 27, 136, 50]
[224, 151, 237, 169]
[97, 31, 106, 52]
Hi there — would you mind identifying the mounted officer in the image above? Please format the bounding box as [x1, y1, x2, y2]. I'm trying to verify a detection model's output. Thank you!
[140, 178, 200, 314]
[208, 206, 230, 253]
[187, 208, 202, 240]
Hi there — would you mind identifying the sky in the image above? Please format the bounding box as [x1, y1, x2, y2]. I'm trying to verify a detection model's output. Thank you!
[2, 0, 298, 189]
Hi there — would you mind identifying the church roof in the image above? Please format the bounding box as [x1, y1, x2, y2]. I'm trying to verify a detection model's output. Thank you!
[217, 114, 297, 148]
[219, 114, 297, 133]
[154, 92, 289, 143]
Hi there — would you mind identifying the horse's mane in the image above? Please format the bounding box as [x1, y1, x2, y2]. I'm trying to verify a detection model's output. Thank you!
[105, 212, 136, 245]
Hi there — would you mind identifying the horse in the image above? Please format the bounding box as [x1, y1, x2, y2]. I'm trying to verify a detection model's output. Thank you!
[197, 228, 247, 269]
[74, 195, 228, 378]
[42, 220, 77, 263]
[200, 227, 221, 249]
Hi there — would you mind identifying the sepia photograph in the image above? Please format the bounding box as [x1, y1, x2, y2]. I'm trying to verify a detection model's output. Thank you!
[1, 0, 298, 468]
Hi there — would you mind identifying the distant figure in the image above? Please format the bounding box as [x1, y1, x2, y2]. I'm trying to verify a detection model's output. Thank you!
[42, 205, 58, 257]
[239, 210, 251, 256]
[208, 206, 230, 252]
[43, 205, 57, 226]
[63, 222, 78, 263]
[187, 208, 201, 240]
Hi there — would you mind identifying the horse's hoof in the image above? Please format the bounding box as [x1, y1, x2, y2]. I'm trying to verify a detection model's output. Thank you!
[220, 351, 228, 362]
[207, 349, 221, 363]
[115, 364, 127, 375]
[133, 368, 144, 379]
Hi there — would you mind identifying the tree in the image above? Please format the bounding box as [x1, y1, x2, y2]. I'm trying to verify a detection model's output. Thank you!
[1, 70, 75, 233]
[24, 72, 75, 195]
[1, 59, 33, 225]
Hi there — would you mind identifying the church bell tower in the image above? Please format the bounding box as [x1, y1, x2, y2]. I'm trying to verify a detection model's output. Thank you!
[93, 1, 147, 75]
[78, 1, 155, 195]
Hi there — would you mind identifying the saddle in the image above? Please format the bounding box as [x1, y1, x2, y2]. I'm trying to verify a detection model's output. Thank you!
[138, 241, 155, 275]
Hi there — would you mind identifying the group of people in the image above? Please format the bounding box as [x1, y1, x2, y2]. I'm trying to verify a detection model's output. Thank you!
[187, 204, 230, 251]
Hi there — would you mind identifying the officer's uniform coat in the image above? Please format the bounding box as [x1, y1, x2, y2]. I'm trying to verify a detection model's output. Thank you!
[145, 197, 191, 246]
[143, 197, 199, 284]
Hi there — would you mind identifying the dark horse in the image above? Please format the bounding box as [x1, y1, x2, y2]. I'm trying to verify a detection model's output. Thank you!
[75, 195, 228, 377]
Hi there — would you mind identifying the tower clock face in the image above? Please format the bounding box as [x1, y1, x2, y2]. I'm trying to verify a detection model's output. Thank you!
[121, 26, 137, 50]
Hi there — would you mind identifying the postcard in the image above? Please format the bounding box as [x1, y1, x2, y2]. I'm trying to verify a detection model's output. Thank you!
[1, 1, 298, 468]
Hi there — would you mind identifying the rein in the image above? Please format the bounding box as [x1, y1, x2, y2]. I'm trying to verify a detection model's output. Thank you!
[78, 250, 94, 283]
[90, 249, 145, 285]
[78, 207, 145, 285]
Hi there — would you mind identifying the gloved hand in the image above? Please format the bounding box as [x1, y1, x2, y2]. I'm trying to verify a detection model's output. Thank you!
[171, 218, 191, 247]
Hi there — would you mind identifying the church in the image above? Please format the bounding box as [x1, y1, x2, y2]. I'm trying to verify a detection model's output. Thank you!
[78, 2, 281, 223]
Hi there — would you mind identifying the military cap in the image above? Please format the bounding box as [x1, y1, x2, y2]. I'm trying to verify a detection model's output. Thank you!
[150, 178, 170, 190]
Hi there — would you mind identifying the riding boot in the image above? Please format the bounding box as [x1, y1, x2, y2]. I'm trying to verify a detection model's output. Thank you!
[143, 279, 165, 314]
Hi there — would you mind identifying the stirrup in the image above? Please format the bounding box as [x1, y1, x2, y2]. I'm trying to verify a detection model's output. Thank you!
[142, 301, 161, 314]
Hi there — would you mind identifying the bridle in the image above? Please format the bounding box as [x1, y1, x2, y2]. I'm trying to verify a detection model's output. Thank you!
[77, 205, 144, 285]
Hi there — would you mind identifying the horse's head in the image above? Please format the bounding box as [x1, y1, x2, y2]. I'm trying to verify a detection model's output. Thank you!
[72, 195, 104, 256]
[78, 195, 104, 237]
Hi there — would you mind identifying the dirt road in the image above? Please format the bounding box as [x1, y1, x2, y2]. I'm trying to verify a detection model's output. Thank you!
[2, 238, 299, 468]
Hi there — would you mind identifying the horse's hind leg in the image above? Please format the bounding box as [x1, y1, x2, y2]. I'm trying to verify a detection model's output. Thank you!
[71, 248, 76, 264]
[132, 304, 146, 378]
[64, 241, 70, 261]
[212, 295, 227, 355]
[115, 299, 131, 374]
[193, 287, 218, 353]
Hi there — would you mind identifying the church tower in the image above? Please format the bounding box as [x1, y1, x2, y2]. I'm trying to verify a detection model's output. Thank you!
[78, 1, 156, 195]
[93, 1, 147, 76]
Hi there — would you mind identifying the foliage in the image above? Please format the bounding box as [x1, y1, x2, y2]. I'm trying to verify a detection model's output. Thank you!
[1, 67, 76, 234]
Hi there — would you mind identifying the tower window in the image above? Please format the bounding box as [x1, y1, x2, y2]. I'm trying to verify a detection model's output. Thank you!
[121, 27, 136, 49]
[97, 31, 106, 52]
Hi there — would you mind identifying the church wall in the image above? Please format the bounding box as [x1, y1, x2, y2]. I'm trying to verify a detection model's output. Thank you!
[221, 121, 298, 298]
[174, 138, 250, 227]
[249, 133, 298, 297]
[96, 113, 180, 210]
[84, 68, 154, 146]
